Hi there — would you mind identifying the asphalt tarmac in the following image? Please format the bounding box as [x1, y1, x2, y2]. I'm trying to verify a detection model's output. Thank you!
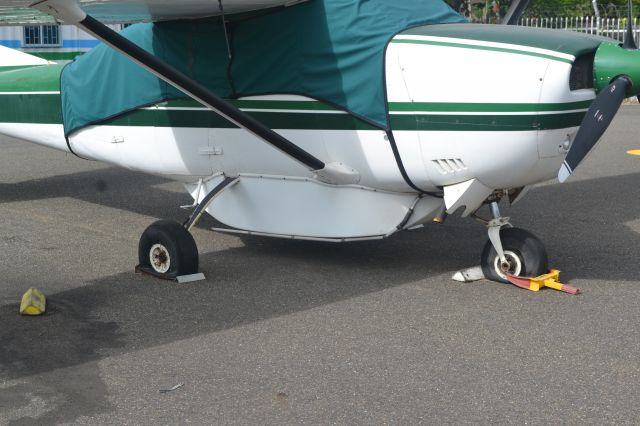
[1, 108, 640, 425]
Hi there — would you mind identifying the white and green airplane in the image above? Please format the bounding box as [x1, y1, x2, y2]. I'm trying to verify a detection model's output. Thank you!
[0, 0, 637, 283]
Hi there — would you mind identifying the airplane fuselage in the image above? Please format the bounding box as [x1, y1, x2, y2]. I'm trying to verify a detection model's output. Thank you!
[0, 24, 607, 239]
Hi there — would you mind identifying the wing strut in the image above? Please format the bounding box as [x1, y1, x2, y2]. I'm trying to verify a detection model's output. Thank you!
[32, 0, 360, 186]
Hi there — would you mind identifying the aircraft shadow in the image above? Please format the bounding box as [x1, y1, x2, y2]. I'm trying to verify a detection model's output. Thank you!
[0, 167, 191, 221]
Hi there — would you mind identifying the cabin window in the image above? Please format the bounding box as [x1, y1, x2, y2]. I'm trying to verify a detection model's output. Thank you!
[23, 25, 60, 47]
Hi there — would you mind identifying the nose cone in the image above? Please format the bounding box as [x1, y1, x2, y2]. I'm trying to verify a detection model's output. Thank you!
[594, 42, 640, 96]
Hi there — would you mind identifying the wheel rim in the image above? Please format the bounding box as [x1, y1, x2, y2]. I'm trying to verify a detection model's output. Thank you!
[149, 243, 171, 274]
[493, 250, 523, 281]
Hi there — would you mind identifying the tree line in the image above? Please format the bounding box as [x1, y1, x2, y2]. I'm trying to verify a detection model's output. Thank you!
[446, 0, 640, 20]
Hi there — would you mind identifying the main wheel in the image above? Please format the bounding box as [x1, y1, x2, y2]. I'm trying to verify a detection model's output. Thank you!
[138, 219, 199, 279]
[480, 227, 548, 283]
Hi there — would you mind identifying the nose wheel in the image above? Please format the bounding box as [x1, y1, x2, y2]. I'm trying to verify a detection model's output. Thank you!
[480, 227, 548, 283]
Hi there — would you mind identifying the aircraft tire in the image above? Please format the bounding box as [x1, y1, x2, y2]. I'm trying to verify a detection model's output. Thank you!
[138, 219, 199, 279]
[480, 227, 548, 283]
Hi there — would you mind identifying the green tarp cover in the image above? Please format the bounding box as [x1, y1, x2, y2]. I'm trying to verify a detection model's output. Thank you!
[60, 0, 464, 135]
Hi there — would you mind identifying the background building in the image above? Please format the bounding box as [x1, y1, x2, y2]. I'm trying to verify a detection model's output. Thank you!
[0, 24, 124, 61]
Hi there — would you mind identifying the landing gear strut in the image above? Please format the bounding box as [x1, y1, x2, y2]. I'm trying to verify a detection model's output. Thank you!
[136, 176, 239, 280]
[478, 202, 548, 283]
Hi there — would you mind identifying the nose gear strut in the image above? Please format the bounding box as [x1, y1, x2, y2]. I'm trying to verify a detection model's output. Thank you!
[486, 201, 512, 267]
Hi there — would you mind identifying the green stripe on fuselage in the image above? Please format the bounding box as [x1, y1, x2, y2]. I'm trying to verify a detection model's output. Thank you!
[162, 99, 338, 111]
[104, 108, 378, 131]
[161, 99, 593, 113]
[391, 38, 574, 63]
[0, 93, 61, 124]
[392, 112, 585, 131]
[130, 102, 587, 131]
[399, 24, 606, 58]
[389, 101, 592, 113]
[0, 92, 588, 131]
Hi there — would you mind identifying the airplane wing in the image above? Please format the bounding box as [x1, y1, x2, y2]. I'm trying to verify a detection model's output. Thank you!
[0, 0, 307, 25]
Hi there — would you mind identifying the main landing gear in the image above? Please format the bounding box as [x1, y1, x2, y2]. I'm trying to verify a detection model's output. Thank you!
[136, 176, 239, 280]
[477, 201, 548, 283]
[138, 220, 199, 279]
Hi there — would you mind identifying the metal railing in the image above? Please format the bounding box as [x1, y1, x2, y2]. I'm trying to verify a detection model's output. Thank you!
[518, 16, 640, 45]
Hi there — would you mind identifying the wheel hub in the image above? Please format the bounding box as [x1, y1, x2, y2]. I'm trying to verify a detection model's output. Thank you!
[494, 250, 522, 281]
[149, 243, 171, 274]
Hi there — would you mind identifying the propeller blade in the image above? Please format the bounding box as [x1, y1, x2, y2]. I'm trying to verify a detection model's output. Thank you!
[558, 76, 630, 182]
[624, 0, 638, 50]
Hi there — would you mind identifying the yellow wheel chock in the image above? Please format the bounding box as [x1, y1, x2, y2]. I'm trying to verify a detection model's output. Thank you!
[20, 288, 47, 315]
[506, 269, 579, 295]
